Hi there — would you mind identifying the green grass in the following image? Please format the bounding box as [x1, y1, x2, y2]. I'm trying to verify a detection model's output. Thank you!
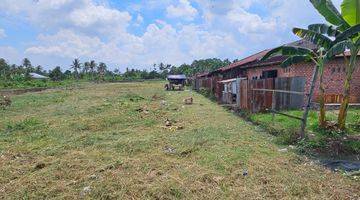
[0, 82, 359, 199]
[0, 79, 80, 89]
[250, 109, 360, 153]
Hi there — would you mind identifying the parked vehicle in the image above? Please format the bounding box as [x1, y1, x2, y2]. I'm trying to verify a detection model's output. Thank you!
[165, 75, 186, 91]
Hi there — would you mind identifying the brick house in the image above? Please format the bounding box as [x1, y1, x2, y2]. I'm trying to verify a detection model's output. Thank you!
[213, 40, 360, 103]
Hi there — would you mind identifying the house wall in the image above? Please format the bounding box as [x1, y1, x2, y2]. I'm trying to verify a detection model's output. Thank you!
[222, 68, 246, 79]
[245, 58, 360, 103]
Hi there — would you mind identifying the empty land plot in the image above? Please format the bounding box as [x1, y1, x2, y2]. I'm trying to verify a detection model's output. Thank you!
[0, 82, 359, 199]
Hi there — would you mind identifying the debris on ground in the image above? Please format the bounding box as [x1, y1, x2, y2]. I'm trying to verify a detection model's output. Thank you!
[183, 97, 193, 105]
[34, 162, 46, 170]
[242, 170, 248, 176]
[162, 118, 184, 131]
[80, 186, 91, 197]
[0, 95, 12, 109]
[89, 174, 98, 180]
[151, 94, 164, 101]
[165, 118, 172, 127]
[288, 145, 296, 150]
[160, 100, 167, 107]
[135, 106, 149, 114]
[179, 148, 195, 157]
[278, 148, 288, 153]
[163, 146, 176, 154]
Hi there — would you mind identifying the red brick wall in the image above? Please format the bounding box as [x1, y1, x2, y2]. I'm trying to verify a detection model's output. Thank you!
[245, 58, 360, 103]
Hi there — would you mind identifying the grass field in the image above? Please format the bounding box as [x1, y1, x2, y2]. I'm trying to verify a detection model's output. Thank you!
[0, 82, 359, 199]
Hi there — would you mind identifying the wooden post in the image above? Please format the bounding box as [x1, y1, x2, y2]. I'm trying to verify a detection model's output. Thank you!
[236, 78, 241, 108]
[300, 65, 319, 139]
[271, 90, 276, 124]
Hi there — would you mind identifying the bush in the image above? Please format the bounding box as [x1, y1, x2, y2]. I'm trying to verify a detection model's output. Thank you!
[198, 87, 216, 101]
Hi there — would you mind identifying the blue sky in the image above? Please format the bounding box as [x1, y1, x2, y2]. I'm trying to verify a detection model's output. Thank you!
[0, 0, 342, 71]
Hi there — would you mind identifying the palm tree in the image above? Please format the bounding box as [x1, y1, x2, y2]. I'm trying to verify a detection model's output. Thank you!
[22, 58, 32, 69]
[83, 61, 90, 75]
[89, 60, 97, 81]
[309, 0, 360, 129]
[71, 58, 82, 81]
[98, 62, 107, 81]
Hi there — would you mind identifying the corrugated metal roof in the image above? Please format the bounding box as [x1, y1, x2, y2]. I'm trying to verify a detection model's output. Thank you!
[29, 73, 49, 79]
[220, 49, 270, 72]
[167, 74, 187, 80]
[196, 72, 210, 78]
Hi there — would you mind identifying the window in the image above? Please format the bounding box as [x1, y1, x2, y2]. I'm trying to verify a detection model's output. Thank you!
[262, 70, 278, 78]
[284, 67, 291, 73]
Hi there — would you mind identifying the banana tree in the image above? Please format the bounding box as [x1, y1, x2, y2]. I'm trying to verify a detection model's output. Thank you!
[337, 0, 360, 129]
[326, 24, 360, 129]
[261, 46, 322, 138]
[292, 26, 341, 128]
[309, 0, 360, 130]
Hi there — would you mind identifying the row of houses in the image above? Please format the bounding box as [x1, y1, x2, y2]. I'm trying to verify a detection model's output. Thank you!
[193, 40, 360, 112]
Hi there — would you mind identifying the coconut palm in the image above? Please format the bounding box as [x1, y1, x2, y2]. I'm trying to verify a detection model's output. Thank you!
[98, 62, 107, 81]
[71, 58, 82, 81]
[89, 60, 97, 81]
[83, 61, 90, 75]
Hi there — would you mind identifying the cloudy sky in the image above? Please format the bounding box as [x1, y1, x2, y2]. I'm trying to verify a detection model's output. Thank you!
[0, 0, 342, 71]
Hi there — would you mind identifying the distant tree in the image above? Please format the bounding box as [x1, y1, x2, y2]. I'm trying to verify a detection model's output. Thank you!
[83, 61, 90, 75]
[71, 58, 82, 80]
[22, 58, 32, 69]
[98, 62, 107, 81]
[49, 66, 64, 81]
[0, 58, 9, 80]
[89, 60, 97, 80]
[114, 68, 120, 75]
[35, 65, 43, 74]
[64, 70, 72, 78]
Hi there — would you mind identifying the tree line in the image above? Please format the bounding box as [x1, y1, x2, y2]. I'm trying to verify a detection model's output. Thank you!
[0, 57, 232, 85]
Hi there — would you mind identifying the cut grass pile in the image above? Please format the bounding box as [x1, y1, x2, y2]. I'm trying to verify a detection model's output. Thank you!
[0, 82, 359, 199]
[250, 109, 360, 154]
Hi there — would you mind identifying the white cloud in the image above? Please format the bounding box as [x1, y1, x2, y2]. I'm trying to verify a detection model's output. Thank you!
[25, 20, 244, 69]
[0, 0, 131, 38]
[0, 29, 6, 39]
[0, 46, 19, 63]
[166, 0, 198, 21]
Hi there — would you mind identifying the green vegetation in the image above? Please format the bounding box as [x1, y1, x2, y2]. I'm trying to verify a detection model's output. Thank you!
[250, 109, 360, 153]
[0, 82, 358, 199]
[0, 57, 233, 90]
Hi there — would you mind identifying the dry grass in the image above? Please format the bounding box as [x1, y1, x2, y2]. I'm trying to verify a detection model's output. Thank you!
[0, 81, 359, 199]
